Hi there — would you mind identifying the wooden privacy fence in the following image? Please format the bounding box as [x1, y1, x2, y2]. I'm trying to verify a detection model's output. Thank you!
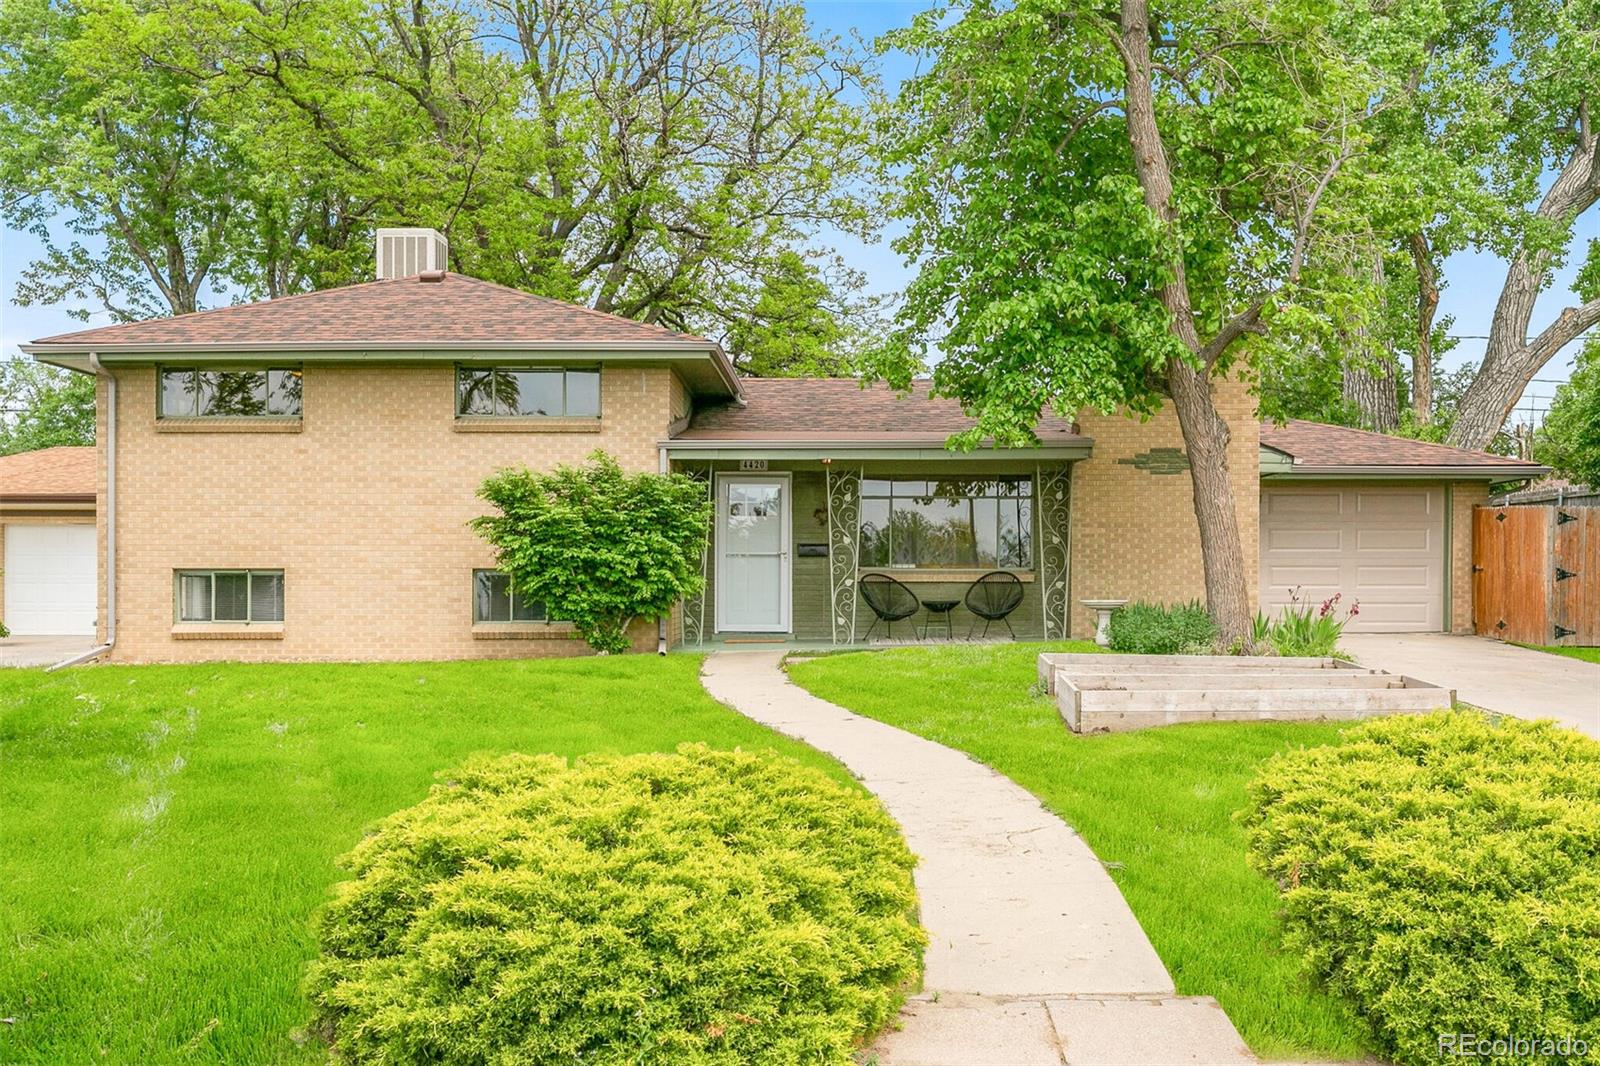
[1473, 505, 1600, 646]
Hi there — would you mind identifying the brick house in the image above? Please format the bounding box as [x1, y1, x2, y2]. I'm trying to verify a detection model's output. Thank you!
[19, 229, 1544, 662]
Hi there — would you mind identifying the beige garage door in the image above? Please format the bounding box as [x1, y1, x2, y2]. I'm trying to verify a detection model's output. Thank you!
[1260, 485, 1445, 633]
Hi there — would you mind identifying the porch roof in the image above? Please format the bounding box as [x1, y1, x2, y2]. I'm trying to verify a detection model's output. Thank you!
[667, 378, 1093, 460]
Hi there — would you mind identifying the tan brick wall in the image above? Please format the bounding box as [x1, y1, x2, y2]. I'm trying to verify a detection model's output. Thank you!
[99, 365, 674, 662]
[1451, 481, 1488, 634]
[1067, 373, 1260, 639]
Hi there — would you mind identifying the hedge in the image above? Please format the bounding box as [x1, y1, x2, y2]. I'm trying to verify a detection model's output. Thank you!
[305, 745, 924, 1065]
[1243, 712, 1600, 1064]
[1107, 599, 1217, 654]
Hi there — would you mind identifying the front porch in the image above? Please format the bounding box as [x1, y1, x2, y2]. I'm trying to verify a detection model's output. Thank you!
[666, 448, 1083, 647]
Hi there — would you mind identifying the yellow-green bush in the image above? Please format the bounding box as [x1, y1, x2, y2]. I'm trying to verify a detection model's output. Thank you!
[1243, 712, 1600, 1065]
[305, 745, 924, 1065]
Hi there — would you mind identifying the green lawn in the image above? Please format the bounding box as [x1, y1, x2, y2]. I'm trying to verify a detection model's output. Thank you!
[0, 657, 852, 1064]
[788, 642, 1373, 1062]
[1517, 643, 1600, 664]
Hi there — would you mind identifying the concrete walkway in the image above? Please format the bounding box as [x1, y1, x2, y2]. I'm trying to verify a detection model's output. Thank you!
[700, 651, 1255, 1066]
[0, 635, 97, 668]
[1341, 634, 1599, 739]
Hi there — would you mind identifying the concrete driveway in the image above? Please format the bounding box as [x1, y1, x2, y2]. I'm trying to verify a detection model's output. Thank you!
[1341, 633, 1600, 739]
[0, 635, 99, 668]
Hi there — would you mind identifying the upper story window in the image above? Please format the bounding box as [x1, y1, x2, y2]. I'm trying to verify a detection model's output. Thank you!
[860, 477, 1034, 570]
[159, 367, 302, 418]
[456, 366, 600, 419]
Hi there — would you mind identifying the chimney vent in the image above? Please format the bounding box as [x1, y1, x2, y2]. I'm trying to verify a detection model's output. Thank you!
[376, 227, 448, 280]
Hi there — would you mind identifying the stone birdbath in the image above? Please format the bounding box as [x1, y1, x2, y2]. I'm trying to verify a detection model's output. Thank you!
[1080, 599, 1128, 647]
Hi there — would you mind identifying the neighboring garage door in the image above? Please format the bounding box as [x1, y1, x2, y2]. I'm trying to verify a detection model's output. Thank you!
[1260, 485, 1445, 633]
[3, 523, 97, 635]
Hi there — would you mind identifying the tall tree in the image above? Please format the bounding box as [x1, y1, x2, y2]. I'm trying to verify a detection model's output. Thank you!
[1535, 338, 1600, 488]
[872, 0, 1382, 644]
[0, 357, 95, 454]
[0, 0, 879, 342]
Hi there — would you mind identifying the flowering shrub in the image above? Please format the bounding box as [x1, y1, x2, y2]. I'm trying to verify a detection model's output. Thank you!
[1243, 712, 1600, 1065]
[1254, 586, 1358, 657]
[306, 745, 925, 1065]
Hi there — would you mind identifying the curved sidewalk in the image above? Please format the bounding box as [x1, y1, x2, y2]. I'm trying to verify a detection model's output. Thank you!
[700, 651, 1254, 1065]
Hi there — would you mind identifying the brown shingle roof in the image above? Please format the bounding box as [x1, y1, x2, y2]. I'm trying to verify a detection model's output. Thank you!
[0, 446, 96, 500]
[1261, 419, 1541, 470]
[677, 379, 1087, 443]
[29, 273, 712, 349]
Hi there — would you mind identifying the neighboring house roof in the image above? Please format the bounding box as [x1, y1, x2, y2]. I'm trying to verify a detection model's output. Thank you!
[1493, 477, 1599, 506]
[23, 273, 740, 398]
[1260, 419, 1547, 480]
[0, 445, 96, 502]
[675, 379, 1089, 449]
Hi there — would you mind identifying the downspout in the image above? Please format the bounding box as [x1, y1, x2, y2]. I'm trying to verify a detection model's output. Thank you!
[48, 352, 114, 669]
[657, 443, 670, 655]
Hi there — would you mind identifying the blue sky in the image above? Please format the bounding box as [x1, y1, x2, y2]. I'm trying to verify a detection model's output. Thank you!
[3, 0, 1594, 423]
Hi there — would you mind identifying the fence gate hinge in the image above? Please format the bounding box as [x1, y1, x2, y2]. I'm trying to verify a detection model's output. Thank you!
[1557, 510, 1578, 525]
[1472, 565, 1484, 574]
[1554, 624, 1577, 639]
[1555, 565, 1577, 582]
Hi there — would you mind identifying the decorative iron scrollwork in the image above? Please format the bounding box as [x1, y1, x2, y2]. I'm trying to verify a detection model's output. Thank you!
[680, 466, 713, 645]
[826, 467, 863, 644]
[1037, 464, 1072, 640]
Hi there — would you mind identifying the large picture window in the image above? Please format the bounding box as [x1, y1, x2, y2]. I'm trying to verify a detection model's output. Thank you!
[159, 368, 302, 418]
[472, 570, 548, 622]
[456, 367, 601, 418]
[176, 570, 284, 623]
[859, 477, 1033, 569]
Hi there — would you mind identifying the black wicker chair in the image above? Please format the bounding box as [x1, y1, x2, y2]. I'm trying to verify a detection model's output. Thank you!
[965, 571, 1025, 639]
[859, 572, 921, 642]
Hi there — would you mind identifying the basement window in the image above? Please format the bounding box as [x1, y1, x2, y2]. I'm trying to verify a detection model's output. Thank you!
[456, 367, 600, 418]
[176, 570, 284, 623]
[472, 570, 548, 623]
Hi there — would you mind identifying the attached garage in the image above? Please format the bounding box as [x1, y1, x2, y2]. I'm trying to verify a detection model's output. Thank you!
[4, 523, 97, 634]
[1, 446, 98, 638]
[1260, 485, 1445, 632]
[1259, 421, 1547, 636]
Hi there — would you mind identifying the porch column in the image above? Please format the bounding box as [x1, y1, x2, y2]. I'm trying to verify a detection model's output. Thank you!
[1037, 464, 1072, 639]
[825, 466, 863, 644]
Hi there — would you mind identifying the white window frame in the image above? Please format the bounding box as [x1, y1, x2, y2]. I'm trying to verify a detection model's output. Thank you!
[174, 569, 285, 624]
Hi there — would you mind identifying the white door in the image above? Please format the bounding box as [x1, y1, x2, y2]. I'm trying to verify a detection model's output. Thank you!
[1259, 485, 1445, 633]
[4, 523, 97, 635]
[716, 475, 791, 633]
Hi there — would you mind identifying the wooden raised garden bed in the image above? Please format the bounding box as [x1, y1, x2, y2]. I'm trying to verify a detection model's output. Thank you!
[1037, 653, 1453, 734]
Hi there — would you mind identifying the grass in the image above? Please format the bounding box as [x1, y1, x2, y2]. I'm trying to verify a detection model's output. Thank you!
[1516, 643, 1600, 664]
[0, 656, 855, 1064]
[788, 641, 1373, 1062]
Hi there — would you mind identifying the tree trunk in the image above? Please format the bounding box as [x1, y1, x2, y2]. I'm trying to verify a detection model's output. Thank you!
[1342, 361, 1399, 431]
[1408, 232, 1437, 423]
[1118, 0, 1253, 648]
[1448, 126, 1599, 450]
[1340, 248, 1399, 431]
